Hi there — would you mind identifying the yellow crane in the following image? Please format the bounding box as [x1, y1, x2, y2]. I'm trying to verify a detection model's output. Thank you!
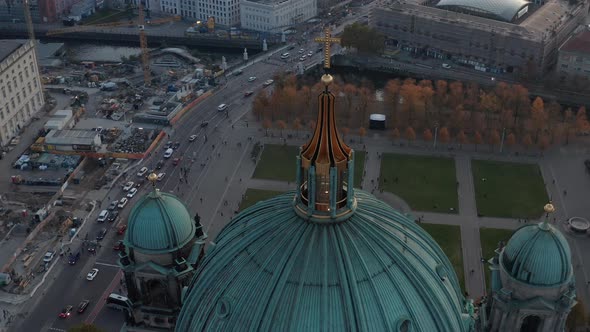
[46, 8, 180, 86]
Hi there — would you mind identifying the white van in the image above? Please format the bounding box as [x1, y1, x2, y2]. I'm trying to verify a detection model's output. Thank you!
[217, 104, 228, 112]
[106, 293, 132, 310]
[164, 148, 173, 159]
[97, 210, 109, 223]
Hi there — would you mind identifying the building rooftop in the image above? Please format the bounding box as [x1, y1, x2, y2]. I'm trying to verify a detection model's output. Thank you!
[560, 29, 590, 54]
[44, 129, 100, 146]
[436, 0, 530, 22]
[0, 40, 24, 64]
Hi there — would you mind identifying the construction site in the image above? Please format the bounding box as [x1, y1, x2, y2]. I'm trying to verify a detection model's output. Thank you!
[0, 1, 237, 301]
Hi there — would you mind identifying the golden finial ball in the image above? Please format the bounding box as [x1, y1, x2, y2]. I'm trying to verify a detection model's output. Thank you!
[321, 74, 333, 86]
[147, 172, 158, 182]
[544, 203, 555, 213]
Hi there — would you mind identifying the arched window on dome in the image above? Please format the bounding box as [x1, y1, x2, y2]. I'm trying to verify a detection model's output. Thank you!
[520, 315, 541, 332]
[397, 319, 411, 332]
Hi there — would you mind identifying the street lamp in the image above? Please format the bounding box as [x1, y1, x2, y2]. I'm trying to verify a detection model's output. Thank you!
[499, 127, 506, 153]
[433, 122, 439, 149]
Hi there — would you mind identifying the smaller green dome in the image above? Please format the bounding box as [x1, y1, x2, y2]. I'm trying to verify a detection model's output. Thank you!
[501, 222, 572, 286]
[125, 190, 195, 254]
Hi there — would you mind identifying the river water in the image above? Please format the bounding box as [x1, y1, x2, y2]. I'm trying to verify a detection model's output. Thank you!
[64, 42, 144, 62]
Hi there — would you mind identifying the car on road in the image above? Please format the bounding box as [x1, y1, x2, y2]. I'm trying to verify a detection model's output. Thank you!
[248, 76, 257, 82]
[108, 200, 118, 211]
[280, 52, 290, 59]
[43, 251, 55, 263]
[200, 121, 209, 128]
[263, 79, 274, 87]
[97, 210, 109, 223]
[164, 148, 174, 159]
[157, 173, 166, 181]
[137, 167, 148, 177]
[58, 305, 73, 318]
[127, 188, 138, 198]
[244, 90, 254, 97]
[68, 252, 80, 265]
[118, 198, 128, 209]
[113, 240, 125, 251]
[107, 210, 119, 222]
[117, 225, 127, 235]
[217, 103, 228, 112]
[86, 268, 99, 281]
[122, 181, 134, 191]
[189, 134, 198, 142]
[172, 141, 180, 150]
[156, 160, 164, 169]
[87, 242, 97, 253]
[77, 300, 90, 313]
[172, 158, 181, 166]
[233, 69, 243, 76]
[96, 228, 107, 241]
[442, 63, 451, 69]
[165, 141, 172, 149]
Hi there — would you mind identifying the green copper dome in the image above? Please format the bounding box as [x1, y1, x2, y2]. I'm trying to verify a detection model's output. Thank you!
[124, 189, 196, 254]
[176, 190, 473, 331]
[501, 222, 572, 286]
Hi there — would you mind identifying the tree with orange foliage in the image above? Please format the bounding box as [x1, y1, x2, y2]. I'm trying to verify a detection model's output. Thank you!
[451, 105, 465, 131]
[262, 118, 272, 136]
[423, 128, 433, 142]
[299, 86, 313, 122]
[390, 128, 400, 145]
[505, 133, 516, 149]
[292, 118, 302, 137]
[434, 80, 448, 109]
[252, 91, 270, 121]
[474, 131, 483, 151]
[439, 127, 450, 144]
[522, 133, 533, 149]
[384, 79, 401, 126]
[456, 130, 468, 149]
[405, 126, 416, 142]
[276, 120, 287, 137]
[343, 84, 357, 123]
[358, 87, 372, 127]
[488, 129, 501, 150]
[538, 134, 550, 151]
[530, 96, 546, 142]
[563, 108, 574, 144]
[447, 81, 464, 110]
[358, 127, 367, 142]
[576, 106, 589, 135]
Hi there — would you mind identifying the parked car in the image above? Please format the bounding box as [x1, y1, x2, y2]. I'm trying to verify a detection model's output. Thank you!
[127, 188, 138, 198]
[58, 305, 73, 318]
[248, 76, 257, 82]
[77, 300, 90, 313]
[157, 173, 166, 181]
[86, 268, 99, 281]
[96, 228, 107, 241]
[234, 69, 243, 76]
[122, 181, 134, 191]
[97, 210, 109, 223]
[299, 48, 305, 54]
[280, 52, 290, 59]
[442, 63, 451, 69]
[113, 240, 125, 251]
[118, 198, 128, 209]
[107, 211, 119, 222]
[108, 200, 118, 211]
[244, 90, 254, 97]
[137, 167, 148, 177]
[189, 135, 198, 142]
[43, 251, 55, 263]
[117, 225, 127, 235]
[263, 79, 274, 87]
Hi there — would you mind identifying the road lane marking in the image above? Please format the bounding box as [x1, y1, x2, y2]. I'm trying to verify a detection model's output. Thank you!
[85, 270, 123, 324]
[94, 261, 120, 268]
[47, 328, 67, 332]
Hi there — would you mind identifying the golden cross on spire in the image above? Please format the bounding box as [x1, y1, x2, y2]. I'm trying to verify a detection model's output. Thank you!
[314, 28, 341, 69]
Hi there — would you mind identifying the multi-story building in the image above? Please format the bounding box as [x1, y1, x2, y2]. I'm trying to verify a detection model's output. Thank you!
[0, 0, 86, 23]
[0, 40, 44, 147]
[370, 0, 588, 75]
[195, 0, 240, 26]
[557, 28, 590, 81]
[240, 0, 316, 32]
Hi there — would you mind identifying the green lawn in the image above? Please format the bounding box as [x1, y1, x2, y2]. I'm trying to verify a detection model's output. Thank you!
[472, 160, 548, 218]
[354, 151, 365, 188]
[419, 223, 465, 291]
[380, 154, 458, 213]
[253, 144, 299, 182]
[239, 188, 285, 211]
[480, 228, 515, 290]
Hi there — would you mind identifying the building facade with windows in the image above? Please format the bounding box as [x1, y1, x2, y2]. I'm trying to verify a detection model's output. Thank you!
[370, 0, 588, 75]
[0, 40, 44, 147]
[557, 28, 590, 81]
[240, 0, 316, 32]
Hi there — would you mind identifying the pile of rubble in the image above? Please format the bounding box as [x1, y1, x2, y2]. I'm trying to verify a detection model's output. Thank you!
[110, 128, 160, 153]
